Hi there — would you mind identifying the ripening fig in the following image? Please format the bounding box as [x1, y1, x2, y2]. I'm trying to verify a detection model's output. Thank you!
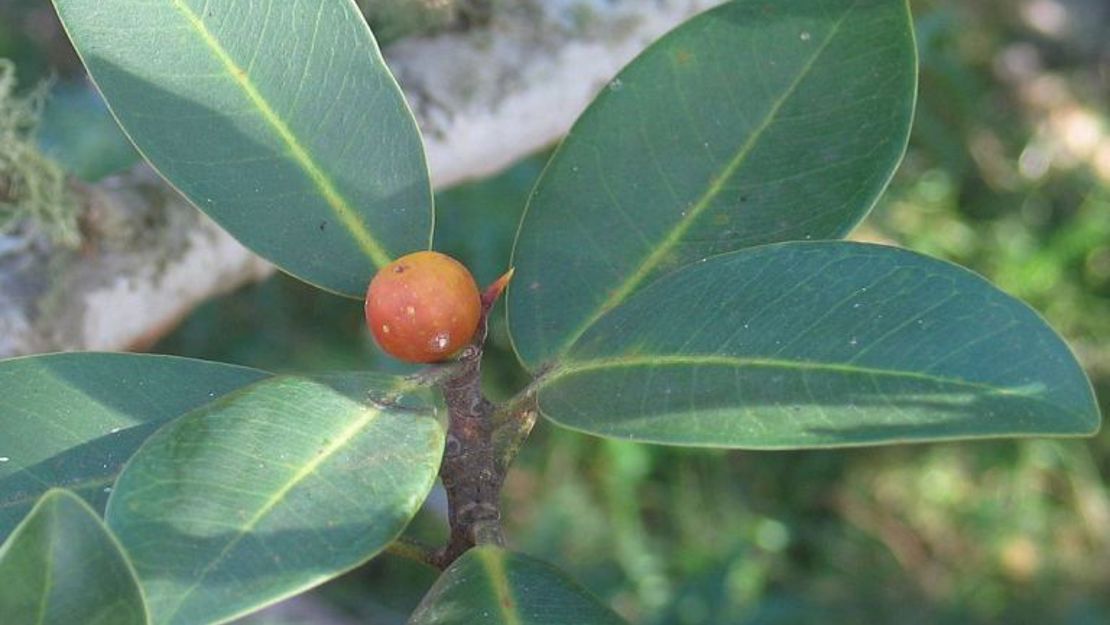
[365, 251, 482, 363]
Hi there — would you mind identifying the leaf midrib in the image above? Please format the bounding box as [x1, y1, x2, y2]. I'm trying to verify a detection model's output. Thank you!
[160, 402, 383, 623]
[547, 353, 1052, 401]
[35, 504, 57, 625]
[477, 549, 521, 625]
[551, 1, 860, 360]
[168, 0, 391, 267]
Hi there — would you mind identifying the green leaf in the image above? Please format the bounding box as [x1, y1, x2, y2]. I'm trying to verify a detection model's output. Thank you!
[509, 0, 917, 370]
[0, 490, 147, 625]
[51, 0, 432, 297]
[535, 242, 1101, 448]
[408, 546, 627, 625]
[106, 374, 445, 625]
[0, 353, 269, 540]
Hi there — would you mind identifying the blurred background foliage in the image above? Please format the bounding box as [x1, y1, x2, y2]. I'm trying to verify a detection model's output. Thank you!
[1, 0, 1108, 623]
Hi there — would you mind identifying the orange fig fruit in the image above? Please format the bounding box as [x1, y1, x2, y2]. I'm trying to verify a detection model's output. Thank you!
[365, 251, 482, 363]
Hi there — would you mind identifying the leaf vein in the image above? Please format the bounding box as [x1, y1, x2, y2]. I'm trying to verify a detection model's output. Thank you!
[168, 0, 391, 267]
[555, 3, 859, 355]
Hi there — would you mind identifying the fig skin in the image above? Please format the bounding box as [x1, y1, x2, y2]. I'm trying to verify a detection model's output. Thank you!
[365, 251, 482, 363]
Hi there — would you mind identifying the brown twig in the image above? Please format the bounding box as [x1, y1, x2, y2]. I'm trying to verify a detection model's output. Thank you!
[431, 269, 514, 567]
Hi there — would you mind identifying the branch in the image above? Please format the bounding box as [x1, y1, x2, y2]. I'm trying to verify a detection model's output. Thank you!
[432, 271, 514, 567]
[390, 0, 725, 188]
[0, 0, 724, 358]
[0, 167, 272, 357]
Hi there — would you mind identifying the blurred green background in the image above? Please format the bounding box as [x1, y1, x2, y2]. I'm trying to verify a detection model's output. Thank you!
[2, 0, 1108, 623]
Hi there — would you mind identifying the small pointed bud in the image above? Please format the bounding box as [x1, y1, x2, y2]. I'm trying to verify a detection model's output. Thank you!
[482, 267, 515, 309]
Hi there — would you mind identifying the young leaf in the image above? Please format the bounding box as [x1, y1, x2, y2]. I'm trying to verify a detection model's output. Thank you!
[0, 490, 147, 625]
[0, 353, 269, 540]
[535, 242, 1101, 448]
[408, 546, 627, 625]
[106, 374, 445, 625]
[509, 0, 917, 370]
[51, 0, 433, 297]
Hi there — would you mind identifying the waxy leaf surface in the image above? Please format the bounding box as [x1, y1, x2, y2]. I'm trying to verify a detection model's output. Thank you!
[106, 374, 445, 625]
[537, 243, 1101, 448]
[52, 0, 432, 296]
[0, 353, 268, 540]
[0, 490, 147, 625]
[409, 546, 627, 625]
[510, 0, 917, 369]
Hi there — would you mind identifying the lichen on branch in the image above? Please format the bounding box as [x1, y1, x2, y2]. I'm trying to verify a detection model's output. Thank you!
[0, 59, 79, 247]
